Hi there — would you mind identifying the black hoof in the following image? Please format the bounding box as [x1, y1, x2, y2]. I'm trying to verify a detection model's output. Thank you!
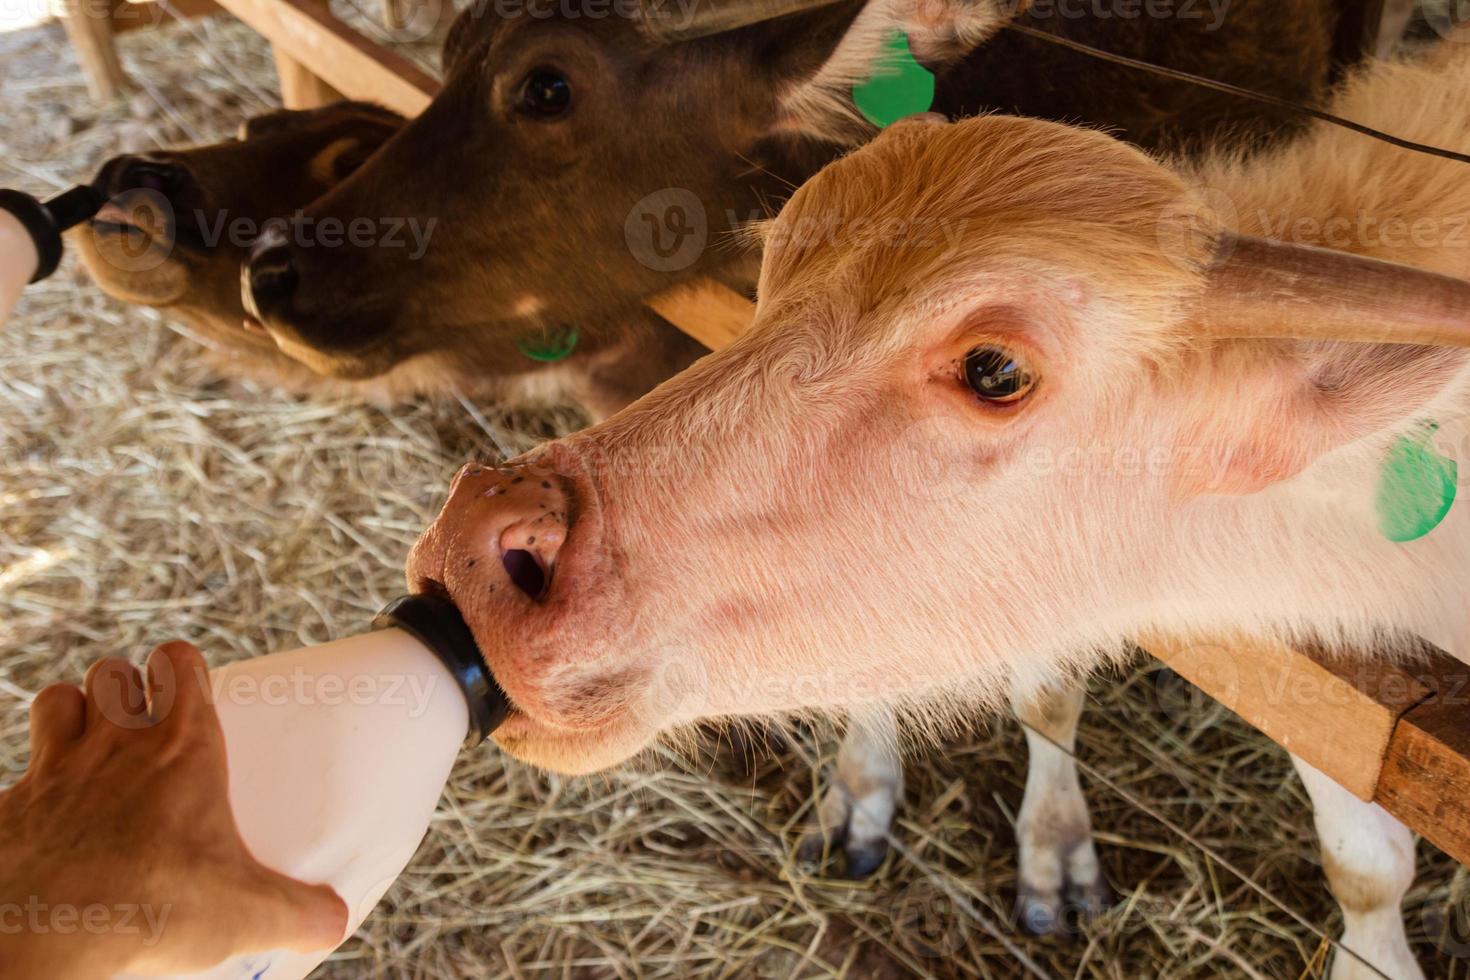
[844, 841, 888, 879]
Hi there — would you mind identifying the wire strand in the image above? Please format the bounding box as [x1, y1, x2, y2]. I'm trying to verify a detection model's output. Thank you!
[1003, 23, 1470, 167]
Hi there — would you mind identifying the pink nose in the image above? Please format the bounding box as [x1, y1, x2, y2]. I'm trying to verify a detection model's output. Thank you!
[417, 463, 570, 600]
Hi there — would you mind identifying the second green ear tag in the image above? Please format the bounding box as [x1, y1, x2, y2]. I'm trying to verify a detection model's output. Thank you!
[1376, 421, 1458, 543]
[517, 325, 579, 363]
[852, 32, 936, 128]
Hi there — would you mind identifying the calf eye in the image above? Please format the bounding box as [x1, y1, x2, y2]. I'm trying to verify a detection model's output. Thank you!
[963, 346, 1035, 404]
[519, 68, 572, 118]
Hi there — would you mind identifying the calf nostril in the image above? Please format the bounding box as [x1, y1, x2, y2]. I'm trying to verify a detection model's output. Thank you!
[501, 549, 547, 599]
[247, 244, 299, 310]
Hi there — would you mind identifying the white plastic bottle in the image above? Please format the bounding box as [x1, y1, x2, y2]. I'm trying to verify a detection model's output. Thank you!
[0, 208, 38, 327]
[118, 595, 506, 980]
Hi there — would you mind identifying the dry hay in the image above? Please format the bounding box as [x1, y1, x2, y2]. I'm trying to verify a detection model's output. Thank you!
[2, 13, 1470, 980]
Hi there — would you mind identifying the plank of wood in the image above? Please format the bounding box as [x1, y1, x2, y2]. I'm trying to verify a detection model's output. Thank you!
[645, 279, 755, 352]
[208, 0, 439, 116]
[1376, 659, 1470, 867]
[274, 47, 345, 109]
[1140, 632, 1430, 800]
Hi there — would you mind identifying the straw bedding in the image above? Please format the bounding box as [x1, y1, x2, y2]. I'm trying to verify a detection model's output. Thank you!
[1, 13, 1468, 979]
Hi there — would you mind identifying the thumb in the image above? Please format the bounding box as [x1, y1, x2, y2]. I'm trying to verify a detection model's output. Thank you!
[236, 868, 350, 957]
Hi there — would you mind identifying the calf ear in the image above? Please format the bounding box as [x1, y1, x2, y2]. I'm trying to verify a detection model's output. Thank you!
[1172, 341, 1467, 497]
[238, 108, 317, 141]
[238, 102, 406, 142]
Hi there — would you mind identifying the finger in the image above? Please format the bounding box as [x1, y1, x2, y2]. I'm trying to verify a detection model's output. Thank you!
[236, 870, 349, 957]
[28, 683, 86, 762]
[145, 642, 212, 727]
[84, 656, 149, 731]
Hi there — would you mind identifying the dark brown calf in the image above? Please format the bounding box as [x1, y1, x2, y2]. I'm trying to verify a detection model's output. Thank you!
[241, 0, 1340, 385]
[76, 99, 705, 412]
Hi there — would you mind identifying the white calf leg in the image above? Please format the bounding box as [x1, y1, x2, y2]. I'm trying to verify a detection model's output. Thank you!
[1013, 680, 1110, 935]
[799, 705, 903, 877]
[1292, 755, 1424, 980]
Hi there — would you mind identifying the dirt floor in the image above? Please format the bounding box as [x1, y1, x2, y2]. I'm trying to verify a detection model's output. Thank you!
[2, 12, 1470, 980]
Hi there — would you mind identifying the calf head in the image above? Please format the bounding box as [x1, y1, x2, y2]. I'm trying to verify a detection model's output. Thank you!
[239, 0, 1018, 380]
[74, 102, 403, 385]
[408, 109, 1470, 774]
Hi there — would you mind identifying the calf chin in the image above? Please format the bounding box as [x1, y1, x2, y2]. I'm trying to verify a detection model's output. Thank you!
[74, 235, 194, 308]
[492, 709, 661, 774]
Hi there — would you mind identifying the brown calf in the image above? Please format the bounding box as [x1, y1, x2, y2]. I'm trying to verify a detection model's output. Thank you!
[240, 0, 1341, 386]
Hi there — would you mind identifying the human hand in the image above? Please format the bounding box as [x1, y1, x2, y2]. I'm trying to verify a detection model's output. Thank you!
[0, 642, 347, 978]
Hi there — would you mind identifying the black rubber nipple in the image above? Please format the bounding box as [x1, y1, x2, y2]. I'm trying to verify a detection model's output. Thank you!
[374, 594, 510, 744]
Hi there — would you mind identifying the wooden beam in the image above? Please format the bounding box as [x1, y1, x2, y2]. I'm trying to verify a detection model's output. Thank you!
[645, 279, 755, 352]
[1376, 657, 1470, 866]
[207, 0, 439, 116]
[1141, 632, 1430, 801]
[274, 47, 345, 108]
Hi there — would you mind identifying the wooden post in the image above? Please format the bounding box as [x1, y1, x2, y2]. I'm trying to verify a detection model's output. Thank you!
[111, 0, 225, 34]
[62, 0, 130, 101]
[273, 46, 345, 108]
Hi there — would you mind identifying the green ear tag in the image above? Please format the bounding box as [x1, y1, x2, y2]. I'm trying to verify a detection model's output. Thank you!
[1376, 421, 1458, 543]
[852, 32, 936, 128]
[516, 325, 579, 362]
